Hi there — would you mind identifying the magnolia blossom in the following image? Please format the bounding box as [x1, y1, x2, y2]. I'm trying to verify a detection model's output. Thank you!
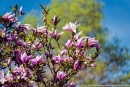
[45, 51, 49, 57]
[5, 71, 13, 82]
[68, 82, 76, 87]
[0, 29, 6, 38]
[15, 22, 32, 34]
[52, 55, 64, 64]
[62, 21, 80, 33]
[33, 23, 47, 34]
[73, 31, 82, 40]
[84, 56, 96, 67]
[88, 37, 99, 50]
[20, 6, 23, 15]
[0, 70, 14, 84]
[57, 71, 67, 80]
[0, 70, 5, 84]
[52, 16, 58, 25]
[43, 17, 46, 21]
[32, 38, 43, 51]
[48, 29, 63, 40]
[63, 56, 74, 63]
[90, 64, 95, 67]
[65, 39, 73, 49]
[16, 39, 28, 48]
[7, 32, 18, 41]
[20, 52, 33, 64]
[75, 38, 84, 48]
[30, 55, 43, 65]
[75, 49, 84, 56]
[59, 49, 68, 55]
[13, 65, 32, 80]
[3, 12, 18, 23]
[13, 50, 21, 64]
[13, 65, 24, 75]
[73, 60, 82, 70]
[21, 68, 32, 80]
[7, 58, 11, 66]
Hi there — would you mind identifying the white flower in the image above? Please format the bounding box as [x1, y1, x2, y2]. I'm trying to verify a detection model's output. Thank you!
[15, 22, 32, 34]
[62, 21, 80, 33]
[0, 70, 5, 84]
[33, 23, 47, 34]
[3, 12, 18, 23]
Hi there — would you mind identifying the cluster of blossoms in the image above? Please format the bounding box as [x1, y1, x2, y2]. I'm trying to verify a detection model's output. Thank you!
[0, 4, 100, 87]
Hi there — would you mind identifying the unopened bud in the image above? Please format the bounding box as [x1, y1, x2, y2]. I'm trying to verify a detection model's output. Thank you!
[7, 58, 11, 66]
[43, 17, 46, 21]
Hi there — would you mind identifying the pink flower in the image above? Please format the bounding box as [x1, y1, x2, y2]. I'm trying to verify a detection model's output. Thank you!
[16, 39, 30, 50]
[30, 55, 43, 65]
[52, 55, 64, 64]
[48, 29, 64, 40]
[88, 37, 99, 50]
[14, 50, 21, 64]
[7, 58, 11, 66]
[32, 38, 43, 51]
[75, 38, 84, 48]
[33, 23, 47, 34]
[63, 56, 74, 63]
[52, 16, 57, 25]
[13, 65, 24, 75]
[0, 29, 6, 38]
[62, 21, 80, 33]
[73, 60, 82, 70]
[45, 51, 49, 57]
[13, 65, 32, 80]
[5, 71, 13, 82]
[3, 12, 18, 23]
[65, 39, 73, 49]
[21, 68, 32, 80]
[68, 82, 76, 87]
[57, 71, 67, 80]
[52, 16, 60, 25]
[20, 52, 33, 64]
[15, 22, 32, 34]
[90, 64, 95, 67]
[0, 70, 5, 84]
[73, 31, 82, 40]
[43, 17, 46, 21]
[59, 49, 68, 55]
[20, 6, 23, 15]
[7, 32, 18, 41]
[0, 70, 14, 84]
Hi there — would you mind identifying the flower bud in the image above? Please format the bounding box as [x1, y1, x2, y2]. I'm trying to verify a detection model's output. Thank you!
[20, 6, 23, 15]
[45, 51, 49, 57]
[7, 58, 11, 66]
[57, 71, 67, 80]
[43, 17, 46, 21]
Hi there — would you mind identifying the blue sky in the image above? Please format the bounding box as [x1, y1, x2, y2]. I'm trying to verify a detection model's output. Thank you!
[103, 0, 130, 48]
[0, 0, 129, 48]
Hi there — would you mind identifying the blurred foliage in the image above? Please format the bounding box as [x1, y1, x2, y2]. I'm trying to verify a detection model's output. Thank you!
[22, 0, 130, 85]
[22, 12, 38, 28]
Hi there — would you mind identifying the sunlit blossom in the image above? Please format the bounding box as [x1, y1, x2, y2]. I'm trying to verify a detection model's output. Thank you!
[57, 71, 67, 80]
[62, 21, 80, 33]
